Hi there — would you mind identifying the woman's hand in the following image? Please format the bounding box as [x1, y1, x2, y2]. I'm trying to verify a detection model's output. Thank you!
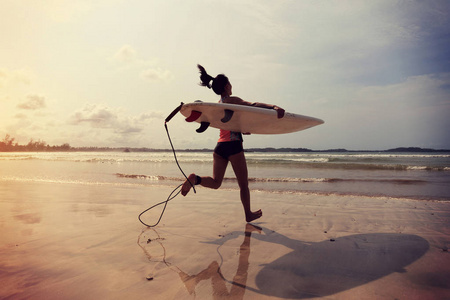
[274, 106, 285, 118]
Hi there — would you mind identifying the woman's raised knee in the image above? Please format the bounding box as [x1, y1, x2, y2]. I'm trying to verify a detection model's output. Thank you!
[212, 181, 222, 189]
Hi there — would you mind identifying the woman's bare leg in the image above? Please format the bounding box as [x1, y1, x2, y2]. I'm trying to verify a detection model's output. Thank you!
[181, 153, 228, 196]
[200, 153, 228, 189]
[229, 151, 262, 222]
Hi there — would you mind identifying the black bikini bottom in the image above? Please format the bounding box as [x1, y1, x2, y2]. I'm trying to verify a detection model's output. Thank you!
[214, 141, 243, 160]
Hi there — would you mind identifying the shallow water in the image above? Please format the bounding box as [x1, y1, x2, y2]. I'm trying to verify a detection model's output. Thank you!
[0, 151, 449, 200]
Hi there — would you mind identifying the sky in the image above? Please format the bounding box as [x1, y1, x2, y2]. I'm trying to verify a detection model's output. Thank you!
[1, 0, 449, 150]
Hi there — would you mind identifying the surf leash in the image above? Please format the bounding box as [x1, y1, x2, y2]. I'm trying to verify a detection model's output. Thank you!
[138, 102, 196, 227]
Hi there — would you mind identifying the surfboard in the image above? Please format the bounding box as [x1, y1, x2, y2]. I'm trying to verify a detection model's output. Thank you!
[179, 101, 324, 134]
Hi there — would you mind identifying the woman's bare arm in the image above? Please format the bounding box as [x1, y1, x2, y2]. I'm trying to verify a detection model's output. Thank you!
[224, 96, 285, 118]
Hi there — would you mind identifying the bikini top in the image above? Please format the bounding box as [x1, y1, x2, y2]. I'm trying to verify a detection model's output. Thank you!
[218, 97, 243, 142]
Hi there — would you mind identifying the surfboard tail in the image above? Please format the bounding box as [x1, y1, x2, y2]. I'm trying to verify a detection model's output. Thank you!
[185, 110, 202, 122]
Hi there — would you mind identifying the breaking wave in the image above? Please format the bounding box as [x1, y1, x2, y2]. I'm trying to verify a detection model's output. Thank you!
[114, 173, 428, 185]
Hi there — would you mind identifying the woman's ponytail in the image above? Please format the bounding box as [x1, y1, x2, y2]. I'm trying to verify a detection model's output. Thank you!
[197, 64, 214, 89]
[197, 64, 228, 95]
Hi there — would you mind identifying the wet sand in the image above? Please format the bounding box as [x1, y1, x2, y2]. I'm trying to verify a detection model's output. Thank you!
[1, 180, 449, 299]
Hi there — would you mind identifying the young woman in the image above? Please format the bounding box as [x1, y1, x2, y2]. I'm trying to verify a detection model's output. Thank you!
[181, 64, 285, 222]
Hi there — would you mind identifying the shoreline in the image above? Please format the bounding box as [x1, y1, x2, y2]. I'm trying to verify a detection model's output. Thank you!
[1, 180, 449, 299]
[1, 147, 450, 153]
[1, 175, 449, 202]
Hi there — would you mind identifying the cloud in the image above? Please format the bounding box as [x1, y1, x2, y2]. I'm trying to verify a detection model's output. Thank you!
[14, 113, 28, 119]
[0, 68, 31, 88]
[140, 68, 174, 82]
[320, 73, 450, 149]
[66, 103, 166, 147]
[139, 111, 166, 120]
[69, 103, 163, 133]
[111, 45, 172, 81]
[70, 104, 126, 129]
[251, 1, 450, 87]
[356, 73, 450, 106]
[17, 95, 46, 110]
[111, 45, 159, 67]
[113, 45, 137, 63]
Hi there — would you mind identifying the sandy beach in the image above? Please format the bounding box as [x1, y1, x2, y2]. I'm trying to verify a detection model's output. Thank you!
[0, 180, 449, 300]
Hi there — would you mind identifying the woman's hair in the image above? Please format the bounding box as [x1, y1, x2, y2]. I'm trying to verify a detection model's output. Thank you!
[197, 64, 229, 95]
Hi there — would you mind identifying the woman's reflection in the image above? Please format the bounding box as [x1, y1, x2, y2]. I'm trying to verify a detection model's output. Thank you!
[177, 223, 260, 299]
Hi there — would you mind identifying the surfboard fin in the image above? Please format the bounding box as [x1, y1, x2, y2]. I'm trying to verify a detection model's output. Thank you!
[185, 110, 202, 122]
[196, 122, 210, 133]
[221, 109, 234, 123]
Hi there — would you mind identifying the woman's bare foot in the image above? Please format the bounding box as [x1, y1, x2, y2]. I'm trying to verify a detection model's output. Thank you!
[245, 223, 262, 234]
[246, 209, 262, 222]
[181, 173, 197, 196]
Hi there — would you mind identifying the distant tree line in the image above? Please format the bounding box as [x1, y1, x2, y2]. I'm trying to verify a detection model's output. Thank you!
[1, 134, 448, 153]
[0, 134, 71, 152]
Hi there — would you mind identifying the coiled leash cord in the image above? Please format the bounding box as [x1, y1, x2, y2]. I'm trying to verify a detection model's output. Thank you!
[138, 103, 196, 227]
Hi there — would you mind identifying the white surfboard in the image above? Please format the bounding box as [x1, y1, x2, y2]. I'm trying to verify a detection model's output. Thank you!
[179, 101, 324, 134]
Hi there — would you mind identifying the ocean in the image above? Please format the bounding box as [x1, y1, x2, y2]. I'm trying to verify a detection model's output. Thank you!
[0, 151, 449, 201]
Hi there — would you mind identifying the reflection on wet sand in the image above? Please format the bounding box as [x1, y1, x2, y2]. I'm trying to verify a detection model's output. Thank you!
[138, 223, 260, 299]
[178, 224, 260, 299]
